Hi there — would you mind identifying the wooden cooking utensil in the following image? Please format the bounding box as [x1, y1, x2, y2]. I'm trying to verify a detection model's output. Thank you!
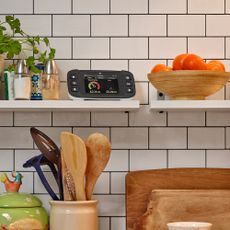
[60, 149, 76, 201]
[85, 133, 111, 200]
[60, 132, 87, 201]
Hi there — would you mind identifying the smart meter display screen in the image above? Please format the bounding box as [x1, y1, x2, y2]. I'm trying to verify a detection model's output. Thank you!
[85, 75, 119, 94]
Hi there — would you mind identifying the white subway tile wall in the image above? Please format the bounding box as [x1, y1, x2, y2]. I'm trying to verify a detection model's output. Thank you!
[1, 1, 230, 230]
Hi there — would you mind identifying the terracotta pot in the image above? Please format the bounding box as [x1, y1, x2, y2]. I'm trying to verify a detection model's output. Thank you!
[49, 200, 98, 230]
[0, 56, 5, 75]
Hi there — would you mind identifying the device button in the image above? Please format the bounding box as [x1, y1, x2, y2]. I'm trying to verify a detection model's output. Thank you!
[126, 81, 132, 87]
[70, 75, 77, 79]
[125, 75, 131, 80]
[127, 88, 133, 93]
[71, 87, 78, 92]
[71, 81, 77, 86]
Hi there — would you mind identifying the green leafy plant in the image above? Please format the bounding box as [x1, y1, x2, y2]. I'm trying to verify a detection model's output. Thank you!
[0, 16, 55, 73]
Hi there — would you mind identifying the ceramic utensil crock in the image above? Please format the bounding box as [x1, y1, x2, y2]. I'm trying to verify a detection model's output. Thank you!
[49, 200, 98, 230]
[167, 222, 212, 230]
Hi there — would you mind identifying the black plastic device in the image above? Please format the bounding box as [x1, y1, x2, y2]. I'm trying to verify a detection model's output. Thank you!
[67, 70, 136, 99]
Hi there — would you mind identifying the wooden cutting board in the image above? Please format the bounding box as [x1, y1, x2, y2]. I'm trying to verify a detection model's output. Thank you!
[126, 168, 230, 230]
[139, 189, 230, 230]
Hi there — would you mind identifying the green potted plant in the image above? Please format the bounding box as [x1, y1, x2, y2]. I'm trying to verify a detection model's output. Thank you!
[0, 15, 55, 73]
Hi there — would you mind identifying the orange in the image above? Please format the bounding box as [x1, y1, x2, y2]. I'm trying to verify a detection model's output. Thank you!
[206, 60, 225, 71]
[182, 54, 207, 70]
[172, 53, 189, 70]
[151, 64, 172, 73]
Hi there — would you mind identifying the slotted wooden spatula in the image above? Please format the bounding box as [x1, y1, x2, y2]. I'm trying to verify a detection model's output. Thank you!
[85, 133, 111, 200]
[60, 132, 87, 201]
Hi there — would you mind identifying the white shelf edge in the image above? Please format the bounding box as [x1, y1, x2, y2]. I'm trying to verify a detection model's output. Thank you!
[150, 100, 230, 111]
[0, 100, 140, 112]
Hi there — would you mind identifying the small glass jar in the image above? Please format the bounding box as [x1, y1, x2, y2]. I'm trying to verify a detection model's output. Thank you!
[42, 60, 60, 100]
[14, 60, 31, 100]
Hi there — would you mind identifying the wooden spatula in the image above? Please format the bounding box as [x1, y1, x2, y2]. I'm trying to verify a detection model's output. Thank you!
[60, 132, 87, 201]
[85, 133, 111, 200]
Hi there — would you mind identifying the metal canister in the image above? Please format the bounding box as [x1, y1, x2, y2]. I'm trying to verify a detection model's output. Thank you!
[42, 60, 60, 100]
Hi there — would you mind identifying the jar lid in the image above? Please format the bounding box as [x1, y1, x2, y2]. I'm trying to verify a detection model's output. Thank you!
[0, 193, 42, 208]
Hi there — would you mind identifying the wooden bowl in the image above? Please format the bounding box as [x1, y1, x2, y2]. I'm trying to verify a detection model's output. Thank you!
[148, 70, 230, 100]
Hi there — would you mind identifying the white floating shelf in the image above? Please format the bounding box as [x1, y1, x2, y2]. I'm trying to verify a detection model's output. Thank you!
[0, 100, 140, 112]
[150, 100, 230, 112]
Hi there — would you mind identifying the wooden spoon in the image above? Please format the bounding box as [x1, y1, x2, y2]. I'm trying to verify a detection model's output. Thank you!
[85, 133, 111, 200]
[60, 132, 87, 201]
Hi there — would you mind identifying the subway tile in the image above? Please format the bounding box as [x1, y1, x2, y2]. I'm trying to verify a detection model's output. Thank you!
[52, 112, 90, 126]
[53, 15, 90, 36]
[168, 150, 205, 168]
[14, 112, 51, 126]
[0, 128, 32, 148]
[206, 87, 225, 100]
[111, 38, 148, 59]
[73, 0, 109, 14]
[188, 0, 224, 14]
[0, 150, 14, 171]
[92, 15, 128, 37]
[207, 16, 230, 36]
[149, 38, 187, 59]
[34, 127, 72, 148]
[130, 150, 167, 170]
[73, 128, 110, 141]
[227, 0, 230, 13]
[207, 112, 230, 126]
[34, 171, 59, 194]
[60, 82, 69, 100]
[207, 150, 230, 168]
[111, 172, 126, 194]
[188, 128, 225, 149]
[91, 60, 128, 71]
[0, 0, 33, 14]
[130, 60, 165, 81]
[168, 15, 205, 36]
[129, 105, 166, 126]
[19, 172, 34, 193]
[74, 38, 109, 59]
[93, 195, 125, 216]
[149, 82, 159, 101]
[149, 0, 187, 13]
[168, 111, 205, 126]
[99, 217, 110, 230]
[34, 0, 71, 13]
[188, 38, 224, 59]
[56, 60, 90, 81]
[225, 128, 230, 148]
[129, 15, 166, 36]
[91, 111, 128, 126]
[111, 128, 148, 149]
[226, 82, 230, 99]
[15, 150, 49, 172]
[93, 172, 110, 194]
[134, 82, 149, 104]
[0, 112, 13, 126]
[48, 38, 72, 59]
[225, 38, 230, 59]
[111, 0, 148, 14]
[150, 128, 187, 149]
[111, 217, 126, 230]
[104, 150, 129, 172]
[15, 15, 51, 36]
